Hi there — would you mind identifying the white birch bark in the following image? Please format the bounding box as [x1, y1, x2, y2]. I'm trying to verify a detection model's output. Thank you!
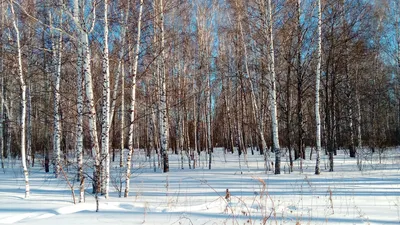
[101, 0, 111, 198]
[76, 45, 84, 202]
[9, 0, 29, 197]
[73, 0, 84, 203]
[74, 1, 100, 193]
[70, 0, 98, 166]
[82, 31, 101, 192]
[159, 0, 169, 173]
[152, 6, 161, 169]
[125, 0, 144, 197]
[27, 85, 32, 167]
[315, 0, 322, 175]
[120, 61, 125, 168]
[266, 0, 281, 174]
[51, 11, 63, 178]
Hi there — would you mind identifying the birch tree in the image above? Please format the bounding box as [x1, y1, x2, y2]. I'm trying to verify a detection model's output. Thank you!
[27, 85, 32, 167]
[9, 0, 29, 197]
[266, 0, 281, 174]
[101, 0, 111, 198]
[125, 0, 144, 197]
[159, 0, 169, 173]
[315, 0, 322, 175]
[72, 0, 85, 203]
[51, 9, 63, 178]
[70, 0, 100, 194]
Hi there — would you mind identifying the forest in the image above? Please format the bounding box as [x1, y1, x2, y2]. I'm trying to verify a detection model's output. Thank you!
[0, 0, 399, 201]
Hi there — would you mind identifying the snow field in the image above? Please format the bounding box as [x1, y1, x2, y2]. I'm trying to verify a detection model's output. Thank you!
[0, 147, 399, 224]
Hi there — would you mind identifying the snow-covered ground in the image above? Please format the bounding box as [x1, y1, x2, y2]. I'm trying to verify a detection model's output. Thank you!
[0, 148, 399, 225]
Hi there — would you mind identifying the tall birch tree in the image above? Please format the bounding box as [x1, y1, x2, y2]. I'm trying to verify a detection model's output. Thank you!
[70, 0, 100, 194]
[51, 9, 63, 178]
[101, 0, 111, 198]
[72, 0, 85, 203]
[315, 0, 322, 175]
[266, 0, 281, 174]
[159, 0, 169, 173]
[125, 0, 144, 197]
[9, 0, 29, 197]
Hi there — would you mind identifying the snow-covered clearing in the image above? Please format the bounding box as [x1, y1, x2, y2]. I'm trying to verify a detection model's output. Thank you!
[0, 148, 399, 224]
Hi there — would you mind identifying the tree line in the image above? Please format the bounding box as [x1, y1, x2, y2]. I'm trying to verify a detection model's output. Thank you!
[0, 0, 398, 200]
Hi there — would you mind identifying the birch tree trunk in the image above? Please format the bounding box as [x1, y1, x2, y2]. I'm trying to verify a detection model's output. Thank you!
[101, 0, 111, 198]
[71, 0, 100, 194]
[266, 0, 281, 174]
[83, 31, 100, 193]
[52, 11, 63, 178]
[73, 0, 85, 203]
[9, 0, 29, 197]
[76, 44, 84, 202]
[177, 61, 184, 170]
[120, 61, 125, 168]
[159, 0, 169, 173]
[27, 85, 32, 167]
[152, 7, 162, 170]
[315, 0, 322, 175]
[125, 0, 144, 197]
